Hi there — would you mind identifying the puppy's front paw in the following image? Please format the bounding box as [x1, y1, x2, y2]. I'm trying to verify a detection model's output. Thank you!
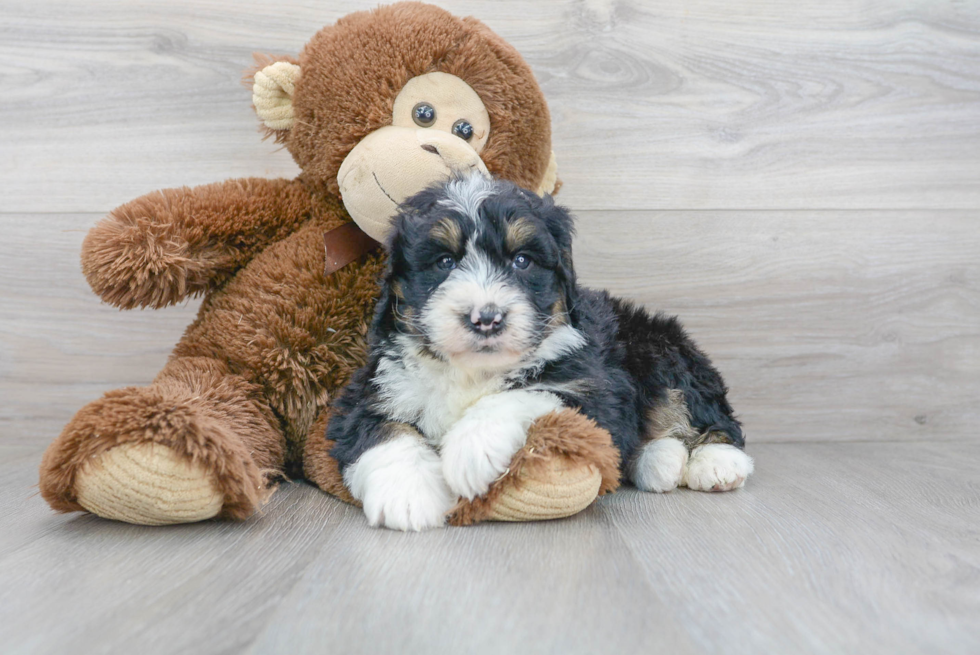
[441, 417, 528, 501]
[682, 443, 754, 492]
[343, 435, 456, 531]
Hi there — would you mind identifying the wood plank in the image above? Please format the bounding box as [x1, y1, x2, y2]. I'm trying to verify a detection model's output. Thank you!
[0, 445, 54, 558]
[1, 442, 977, 654]
[0, 447, 690, 654]
[606, 441, 980, 655]
[1, 1, 979, 213]
[4, 211, 977, 446]
[0, 214, 200, 446]
[573, 209, 980, 442]
[0, 481, 348, 653]
[245, 501, 689, 655]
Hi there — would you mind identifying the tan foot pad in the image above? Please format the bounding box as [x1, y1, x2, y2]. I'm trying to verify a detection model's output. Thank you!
[76, 443, 223, 525]
[487, 458, 602, 522]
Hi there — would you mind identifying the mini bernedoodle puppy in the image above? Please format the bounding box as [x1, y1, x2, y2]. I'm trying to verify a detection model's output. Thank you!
[328, 174, 753, 530]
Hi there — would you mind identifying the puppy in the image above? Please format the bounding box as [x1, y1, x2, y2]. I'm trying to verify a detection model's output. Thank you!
[328, 174, 753, 531]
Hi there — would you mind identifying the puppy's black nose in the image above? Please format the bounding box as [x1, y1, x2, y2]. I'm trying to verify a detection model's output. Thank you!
[469, 305, 506, 336]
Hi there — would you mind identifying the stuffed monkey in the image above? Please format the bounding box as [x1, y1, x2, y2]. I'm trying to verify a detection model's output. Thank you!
[39, 2, 620, 527]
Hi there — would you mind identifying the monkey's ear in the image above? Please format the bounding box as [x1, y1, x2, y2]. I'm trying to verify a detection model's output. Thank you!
[535, 151, 561, 196]
[250, 58, 301, 134]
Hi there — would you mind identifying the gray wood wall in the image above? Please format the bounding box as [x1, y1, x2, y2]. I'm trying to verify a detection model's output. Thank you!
[2, 0, 979, 449]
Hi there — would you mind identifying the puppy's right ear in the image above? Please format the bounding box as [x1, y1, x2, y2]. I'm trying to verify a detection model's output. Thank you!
[368, 212, 412, 341]
[382, 211, 412, 264]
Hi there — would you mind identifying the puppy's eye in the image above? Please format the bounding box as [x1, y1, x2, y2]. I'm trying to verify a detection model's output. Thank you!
[413, 102, 436, 127]
[512, 254, 532, 270]
[452, 119, 474, 141]
[436, 255, 457, 270]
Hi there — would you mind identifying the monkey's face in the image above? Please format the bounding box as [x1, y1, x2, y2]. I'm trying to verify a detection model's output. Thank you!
[248, 3, 559, 242]
[336, 73, 492, 242]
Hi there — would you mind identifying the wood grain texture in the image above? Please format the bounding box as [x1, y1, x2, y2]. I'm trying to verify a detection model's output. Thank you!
[1, 2, 978, 653]
[4, 211, 976, 447]
[0, 214, 201, 445]
[604, 441, 980, 655]
[0, 442, 977, 654]
[573, 209, 980, 442]
[1, 0, 979, 212]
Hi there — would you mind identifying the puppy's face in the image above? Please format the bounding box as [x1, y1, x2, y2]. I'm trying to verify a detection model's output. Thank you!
[381, 175, 576, 370]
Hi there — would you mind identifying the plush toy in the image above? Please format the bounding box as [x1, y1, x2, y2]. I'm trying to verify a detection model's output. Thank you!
[39, 2, 620, 527]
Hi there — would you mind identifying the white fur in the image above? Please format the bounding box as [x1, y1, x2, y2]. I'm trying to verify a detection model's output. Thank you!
[374, 339, 507, 440]
[682, 443, 754, 492]
[374, 322, 586, 444]
[440, 390, 564, 499]
[343, 433, 456, 531]
[631, 437, 689, 493]
[521, 325, 587, 371]
[439, 173, 496, 226]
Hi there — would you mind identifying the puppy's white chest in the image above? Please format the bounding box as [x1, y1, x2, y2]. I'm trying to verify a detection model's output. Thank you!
[374, 355, 503, 443]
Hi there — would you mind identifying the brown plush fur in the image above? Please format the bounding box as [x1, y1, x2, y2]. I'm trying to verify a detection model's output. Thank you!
[82, 178, 318, 310]
[39, 2, 608, 525]
[40, 357, 283, 519]
[303, 407, 359, 506]
[279, 2, 552, 195]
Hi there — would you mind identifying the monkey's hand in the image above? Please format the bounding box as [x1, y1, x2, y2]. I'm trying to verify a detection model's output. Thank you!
[81, 178, 315, 309]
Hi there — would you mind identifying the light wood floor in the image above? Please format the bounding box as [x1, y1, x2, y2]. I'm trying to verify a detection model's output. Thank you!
[1, 1, 978, 653]
[2, 441, 978, 654]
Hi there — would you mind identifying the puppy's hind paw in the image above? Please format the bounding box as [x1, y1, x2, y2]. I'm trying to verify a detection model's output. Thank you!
[630, 437, 689, 493]
[682, 443, 754, 492]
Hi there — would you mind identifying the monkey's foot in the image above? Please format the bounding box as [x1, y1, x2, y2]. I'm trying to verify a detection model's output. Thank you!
[448, 409, 621, 526]
[76, 443, 223, 525]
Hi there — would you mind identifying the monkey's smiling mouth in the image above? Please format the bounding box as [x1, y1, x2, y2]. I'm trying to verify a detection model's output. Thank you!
[372, 172, 398, 206]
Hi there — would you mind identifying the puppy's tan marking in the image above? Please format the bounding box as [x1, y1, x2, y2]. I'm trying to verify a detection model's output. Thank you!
[645, 389, 697, 444]
[506, 217, 537, 252]
[645, 390, 737, 449]
[689, 430, 736, 448]
[549, 297, 568, 327]
[393, 300, 420, 335]
[430, 217, 462, 252]
[379, 421, 423, 441]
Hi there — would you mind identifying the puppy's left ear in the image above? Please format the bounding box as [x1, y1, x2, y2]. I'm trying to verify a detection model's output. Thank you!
[539, 197, 578, 314]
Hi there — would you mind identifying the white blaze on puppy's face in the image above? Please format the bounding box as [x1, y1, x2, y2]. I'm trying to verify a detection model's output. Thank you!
[438, 174, 496, 225]
[418, 243, 537, 370]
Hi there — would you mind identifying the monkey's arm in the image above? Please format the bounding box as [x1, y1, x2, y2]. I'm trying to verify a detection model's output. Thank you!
[82, 178, 317, 309]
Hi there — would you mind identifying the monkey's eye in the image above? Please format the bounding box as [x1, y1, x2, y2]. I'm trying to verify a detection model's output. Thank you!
[413, 102, 436, 127]
[452, 119, 474, 141]
[436, 255, 457, 270]
[512, 254, 532, 270]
